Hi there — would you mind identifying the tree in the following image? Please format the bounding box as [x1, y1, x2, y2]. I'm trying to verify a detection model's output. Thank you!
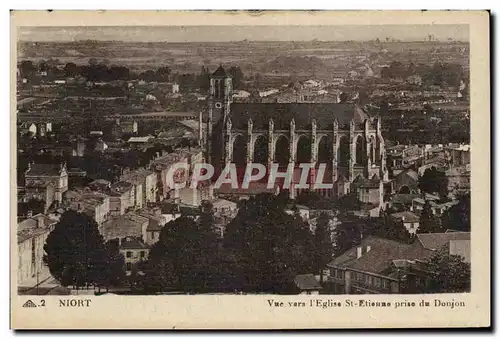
[63, 62, 79, 77]
[425, 248, 470, 293]
[228, 66, 244, 89]
[332, 217, 362, 256]
[157, 66, 171, 82]
[144, 213, 220, 294]
[95, 239, 126, 292]
[441, 194, 470, 232]
[19, 60, 37, 79]
[333, 194, 362, 215]
[43, 210, 108, 289]
[418, 167, 449, 198]
[313, 212, 334, 283]
[417, 201, 441, 233]
[224, 194, 315, 293]
[339, 92, 349, 103]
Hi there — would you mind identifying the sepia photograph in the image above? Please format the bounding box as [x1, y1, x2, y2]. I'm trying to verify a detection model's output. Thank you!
[10, 10, 490, 329]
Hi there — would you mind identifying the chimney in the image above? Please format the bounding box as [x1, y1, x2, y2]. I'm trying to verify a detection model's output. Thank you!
[356, 246, 362, 259]
[366, 245, 371, 253]
[401, 216, 405, 222]
[36, 215, 44, 228]
[27, 210, 33, 218]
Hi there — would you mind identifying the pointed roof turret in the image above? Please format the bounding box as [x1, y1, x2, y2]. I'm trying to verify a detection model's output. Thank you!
[212, 65, 227, 77]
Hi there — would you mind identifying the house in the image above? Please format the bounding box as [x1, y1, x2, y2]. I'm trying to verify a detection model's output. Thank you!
[446, 165, 471, 194]
[67, 191, 110, 226]
[109, 181, 135, 216]
[160, 201, 183, 223]
[326, 236, 432, 294]
[120, 168, 158, 207]
[119, 237, 150, 275]
[412, 197, 458, 216]
[390, 193, 420, 211]
[285, 204, 310, 221]
[351, 176, 383, 206]
[417, 232, 470, 263]
[89, 179, 112, 192]
[72, 138, 86, 157]
[325, 233, 470, 294]
[100, 212, 149, 242]
[446, 144, 470, 167]
[17, 214, 57, 288]
[23, 180, 55, 212]
[120, 121, 138, 135]
[24, 163, 68, 202]
[293, 274, 323, 295]
[212, 198, 238, 218]
[139, 208, 167, 245]
[394, 169, 419, 194]
[390, 211, 420, 234]
[128, 136, 154, 144]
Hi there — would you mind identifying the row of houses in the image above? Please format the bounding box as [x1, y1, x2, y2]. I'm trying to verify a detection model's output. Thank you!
[326, 231, 470, 294]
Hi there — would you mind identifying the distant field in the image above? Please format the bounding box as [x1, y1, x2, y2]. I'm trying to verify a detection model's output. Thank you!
[17, 40, 469, 76]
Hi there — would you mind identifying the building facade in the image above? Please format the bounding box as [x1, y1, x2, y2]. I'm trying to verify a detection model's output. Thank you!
[203, 66, 389, 199]
[24, 163, 68, 202]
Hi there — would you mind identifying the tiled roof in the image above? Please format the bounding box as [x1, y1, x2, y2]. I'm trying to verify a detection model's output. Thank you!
[417, 232, 470, 251]
[294, 274, 322, 290]
[25, 179, 53, 188]
[111, 181, 133, 193]
[228, 103, 370, 129]
[18, 214, 57, 243]
[391, 211, 420, 223]
[393, 193, 420, 205]
[328, 236, 432, 274]
[397, 169, 419, 181]
[120, 237, 149, 250]
[101, 213, 149, 240]
[352, 175, 381, 188]
[25, 163, 65, 177]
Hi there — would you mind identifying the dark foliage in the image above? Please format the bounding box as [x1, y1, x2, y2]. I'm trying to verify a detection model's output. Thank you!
[418, 167, 449, 198]
[224, 194, 315, 293]
[43, 210, 123, 288]
[441, 194, 471, 232]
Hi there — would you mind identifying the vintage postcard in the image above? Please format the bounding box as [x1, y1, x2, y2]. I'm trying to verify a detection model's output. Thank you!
[10, 10, 490, 329]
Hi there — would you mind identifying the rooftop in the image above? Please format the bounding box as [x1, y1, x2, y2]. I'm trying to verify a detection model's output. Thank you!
[25, 163, 66, 177]
[328, 236, 432, 275]
[212, 65, 227, 77]
[101, 213, 149, 240]
[294, 274, 322, 291]
[417, 232, 470, 251]
[18, 214, 57, 243]
[391, 211, 420, 223]
[120, 237, 150, 250]
[228, 103, 371, 129]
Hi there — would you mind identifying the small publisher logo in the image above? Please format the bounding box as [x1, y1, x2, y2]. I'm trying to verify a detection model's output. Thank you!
[22, 300, 37, 308]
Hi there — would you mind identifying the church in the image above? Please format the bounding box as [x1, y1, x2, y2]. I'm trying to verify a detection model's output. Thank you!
[201, 66, 389, 206]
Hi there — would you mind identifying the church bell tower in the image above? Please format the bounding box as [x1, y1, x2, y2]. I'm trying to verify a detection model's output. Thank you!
[207, 65, 233, 168]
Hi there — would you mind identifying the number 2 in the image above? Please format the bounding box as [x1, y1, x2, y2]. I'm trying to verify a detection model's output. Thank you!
[40, 300, 45, 307]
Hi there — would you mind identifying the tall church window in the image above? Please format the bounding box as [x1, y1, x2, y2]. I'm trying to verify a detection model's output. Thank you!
[370, 136, 377, 164]
[296, 135, 311, 164]
[274, 135, 290, 167]
[355, 136, 365, 165]
[317, 135, 333, 168]
[338, 137, 349, 166]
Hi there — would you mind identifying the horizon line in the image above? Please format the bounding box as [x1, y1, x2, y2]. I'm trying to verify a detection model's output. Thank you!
[19, 39, 469, 43]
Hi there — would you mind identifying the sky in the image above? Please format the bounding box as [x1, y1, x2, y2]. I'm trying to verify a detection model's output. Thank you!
[18, 25, 469, 42]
